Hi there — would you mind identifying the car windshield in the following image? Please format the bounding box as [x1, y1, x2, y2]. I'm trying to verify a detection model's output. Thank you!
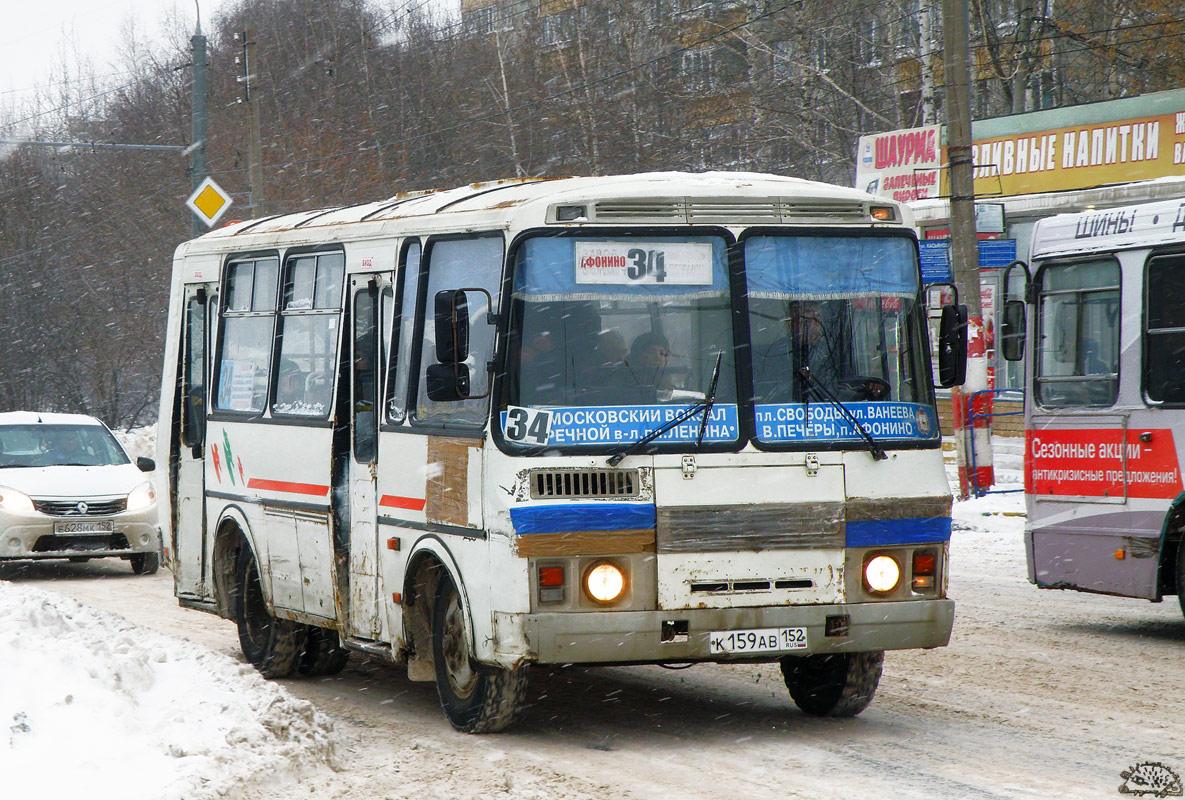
[744, 234, 937, 444]
[503, 234, 739, 449]
[0, 424, 130, 468]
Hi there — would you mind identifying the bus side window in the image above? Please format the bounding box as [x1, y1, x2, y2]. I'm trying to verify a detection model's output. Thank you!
[1034, 258, 1120, 408]
[386, 241, 421, 423]
[1145, 253, 1185, 403]
[214, 258, 278, 414]
[272, 252, 345, 418]
[413, 235, 503, 427]
[182, 294, 207, 449]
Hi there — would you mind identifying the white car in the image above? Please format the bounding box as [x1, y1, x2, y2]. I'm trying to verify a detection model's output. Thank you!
[0, 411, 162, 573]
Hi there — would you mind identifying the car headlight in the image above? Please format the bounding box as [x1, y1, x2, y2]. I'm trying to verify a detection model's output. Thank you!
[126, 481, 157, 512]
[584, 561, 626, 604]
[864, 555, 901, 594]
[0, 486, 35, 514]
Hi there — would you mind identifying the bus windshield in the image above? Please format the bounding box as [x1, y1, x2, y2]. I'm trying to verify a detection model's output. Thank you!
[745, 233, 936, 444]
[504, 234, 739, 449]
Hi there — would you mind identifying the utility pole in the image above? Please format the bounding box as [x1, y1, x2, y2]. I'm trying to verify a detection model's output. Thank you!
[191, 16, 208, 238]
[943, 0, 992, 498]
[238, 23, 264, 218]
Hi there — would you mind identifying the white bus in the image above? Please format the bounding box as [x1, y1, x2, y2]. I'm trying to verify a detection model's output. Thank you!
[1001, 197, 1185, 620]
[158, 172, 964, 732]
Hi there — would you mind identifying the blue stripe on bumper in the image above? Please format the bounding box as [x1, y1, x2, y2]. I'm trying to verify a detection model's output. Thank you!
[510, 503, 656, 535]
[846, 516, 952, 547]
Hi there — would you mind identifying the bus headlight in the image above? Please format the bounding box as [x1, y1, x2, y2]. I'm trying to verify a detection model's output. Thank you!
[584, 562, 626, 604]
[126, 481, 157, 512]
[864, 555, 901, 593]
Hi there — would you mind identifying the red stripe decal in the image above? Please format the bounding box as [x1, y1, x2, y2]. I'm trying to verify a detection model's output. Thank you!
[380, 495, 426, 511]
[247, 478, 330, 497]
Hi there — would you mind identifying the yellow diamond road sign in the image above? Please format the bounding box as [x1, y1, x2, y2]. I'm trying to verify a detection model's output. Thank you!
[186, 176, 233, 228]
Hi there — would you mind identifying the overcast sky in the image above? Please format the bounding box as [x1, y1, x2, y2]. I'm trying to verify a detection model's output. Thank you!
[0, 0, 235, 100]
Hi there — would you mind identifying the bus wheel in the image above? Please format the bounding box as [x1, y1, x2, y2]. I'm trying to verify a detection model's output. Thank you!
[129, 552, 159, 575]
[300, 627, 350, 676]
[780, 651, 883, 717]
[235, 546, 305, 678]
[1177, 540, 1185, 621]
[431, 575, 527, 733]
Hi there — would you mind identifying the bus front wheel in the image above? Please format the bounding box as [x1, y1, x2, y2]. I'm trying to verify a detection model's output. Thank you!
[431, 575, 527, 733]
[235, 546, 305, 678]
[780, 651, 883, 717]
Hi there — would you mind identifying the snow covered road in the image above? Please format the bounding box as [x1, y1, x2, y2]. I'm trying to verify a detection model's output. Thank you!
[4, 472, 1184, 799]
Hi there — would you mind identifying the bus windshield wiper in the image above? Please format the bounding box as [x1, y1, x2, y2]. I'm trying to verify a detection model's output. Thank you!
[608, 352, 724, 467]
[796, 367, 888, 461]
[694, 352, 724, 450]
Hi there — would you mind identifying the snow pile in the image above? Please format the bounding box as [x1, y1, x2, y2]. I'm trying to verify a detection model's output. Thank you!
[0, 583, 340, 800]
[113, 425, 157, 461]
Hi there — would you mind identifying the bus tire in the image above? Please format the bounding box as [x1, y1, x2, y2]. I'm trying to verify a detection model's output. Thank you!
[235, 546, 305, 678]
[129, 552, 159, 575]
[300, 627, 350, 676]
[431, 575, 527, 733]
[780, 651, 883, 717]
[1177, 538, 1185, 621]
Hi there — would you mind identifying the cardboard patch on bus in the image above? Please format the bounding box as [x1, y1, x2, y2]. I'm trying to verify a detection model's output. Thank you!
[425, 437, 473, 527]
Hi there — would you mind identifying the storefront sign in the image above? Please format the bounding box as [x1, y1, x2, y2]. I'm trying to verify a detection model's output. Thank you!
[856, 125, 943, 202]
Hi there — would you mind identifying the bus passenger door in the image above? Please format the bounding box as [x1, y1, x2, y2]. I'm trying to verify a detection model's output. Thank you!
[346, 274, 386, 639]
[174, 283, 216, 599]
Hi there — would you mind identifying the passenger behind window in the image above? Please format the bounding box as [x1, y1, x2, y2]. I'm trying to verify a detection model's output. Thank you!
[275, 359, 307, 410]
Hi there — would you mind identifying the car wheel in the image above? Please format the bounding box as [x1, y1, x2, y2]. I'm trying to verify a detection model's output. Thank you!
[780, 651, 883, 717]
[129, 552, 159, 575]
[234, 546, 305, 678]
[432, 574, 527, 733]
[299, 627, 350, 676]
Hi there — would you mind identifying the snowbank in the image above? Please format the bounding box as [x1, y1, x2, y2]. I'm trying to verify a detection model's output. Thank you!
[113, 425, 157, 461]
[0, 583, 340, 800]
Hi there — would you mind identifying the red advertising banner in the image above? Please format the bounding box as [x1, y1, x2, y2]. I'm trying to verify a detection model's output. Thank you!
[1025, 428, 1183, 499]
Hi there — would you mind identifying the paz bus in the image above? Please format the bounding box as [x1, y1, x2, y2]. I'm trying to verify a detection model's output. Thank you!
[158, 172, 965, 732]
[1002, 196, 1185, 620]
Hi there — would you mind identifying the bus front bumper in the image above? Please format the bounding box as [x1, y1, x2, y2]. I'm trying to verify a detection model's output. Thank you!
[510, 598, 954, 665]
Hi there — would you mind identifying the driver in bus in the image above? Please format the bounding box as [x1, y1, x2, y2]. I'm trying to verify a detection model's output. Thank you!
[623, 331, 677, 402]
[754, 300, 841, 403]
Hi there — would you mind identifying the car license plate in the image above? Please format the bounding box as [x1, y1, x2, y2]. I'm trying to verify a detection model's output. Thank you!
[708, 627, 807, 655]
[54, 520, 114, 535]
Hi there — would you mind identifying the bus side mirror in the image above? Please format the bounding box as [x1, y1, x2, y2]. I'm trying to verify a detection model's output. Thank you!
[426, 362, 470, 401]
[1000, 299, 1026, 362]
[428, 287, 493, 402]
[938, 304, 968, 387]
[434, 290, 470, 364]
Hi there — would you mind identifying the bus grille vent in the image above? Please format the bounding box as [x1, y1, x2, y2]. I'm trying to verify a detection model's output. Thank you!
[781, 201, 867, 222]
[687, 201, 782, 224]
[530, 469, 639, 499]
[593, 200, 687, 222]
[590, 199, 867, 225]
